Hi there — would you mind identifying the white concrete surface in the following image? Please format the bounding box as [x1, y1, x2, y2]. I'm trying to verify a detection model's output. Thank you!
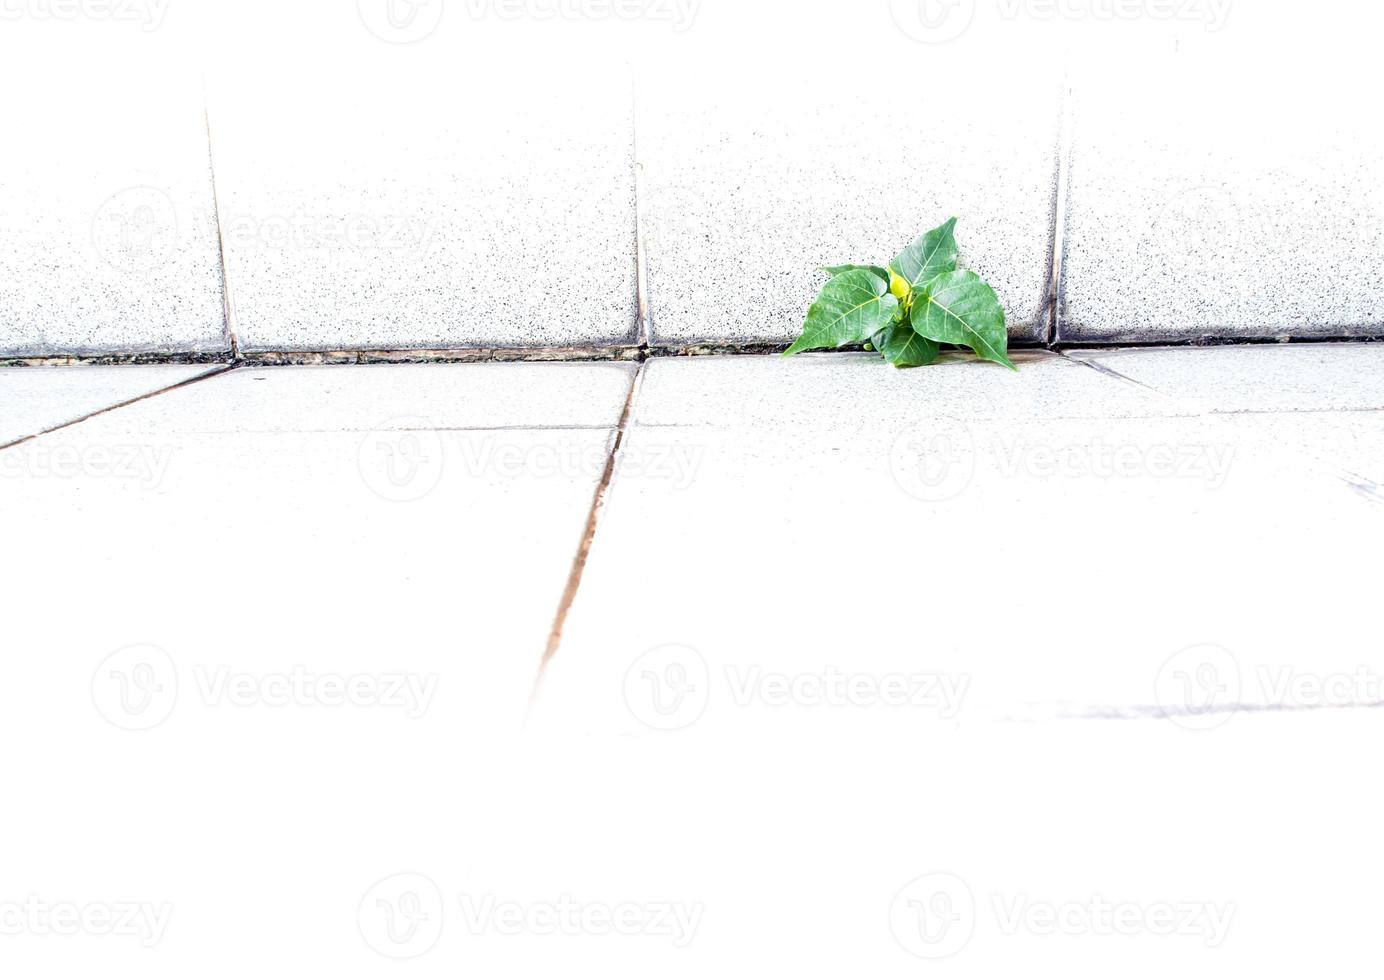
[1071, 344, 1384, 487]
[535, 353, 1384, 736]
[634, 351, 1185, 427]
[478, 711, 1384, 976]
[5, 350, 1384, 976]
[0, 362, 630, 978]
[1068, 344, 1384, 414]
[204, 2, 639, 351]
[0, 13, 227, 356]
[635, 2, 1062, 346]
[0, 365, 221, 446]
[86, 361, 638, 434]
[1060, 5, 1384, 341]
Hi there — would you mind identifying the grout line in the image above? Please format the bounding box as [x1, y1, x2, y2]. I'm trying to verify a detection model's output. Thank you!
[1055, 334, 1384, 349]
[1046, 68, 1074, 347]
[202, 83, 241, 361]
[240, 347, 644, 367]
[631, 77, 653, 349]
[527, 360, 647, 709]
[4, 335, 1378, 369]
[0, 363, 238, 453]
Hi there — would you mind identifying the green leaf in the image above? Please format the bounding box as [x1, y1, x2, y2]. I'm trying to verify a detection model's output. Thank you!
[785, 270, 900, 356]
[911, 270, 1015, 370]
[820, 264, 890, 281]
[889, 217, 958, 292]
[874, 323, 940, 369]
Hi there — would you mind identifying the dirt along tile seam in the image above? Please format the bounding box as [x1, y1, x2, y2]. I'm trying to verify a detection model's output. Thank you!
[528, 359, 648, 709]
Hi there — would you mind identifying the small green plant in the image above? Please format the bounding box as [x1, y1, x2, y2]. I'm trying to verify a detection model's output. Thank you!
[784, 218, 1015, 370]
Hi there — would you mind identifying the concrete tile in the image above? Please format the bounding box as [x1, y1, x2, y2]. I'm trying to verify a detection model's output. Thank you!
[1061, 9, 1384, 341]
[0, 15, 227, 356]
[467, 712, 1384, 975]
[78, 362, 638, 435]
[1068, 344, 1384, 414]
[633, 351, 1186, 428]
[1216, 411, 1384, 490]
[0, 365, 220, 446]
[0, 363, 628, 976]
[636, 1, 1061, 346]
[534, 356, 1384, 738]
[204, 2, 638, 351]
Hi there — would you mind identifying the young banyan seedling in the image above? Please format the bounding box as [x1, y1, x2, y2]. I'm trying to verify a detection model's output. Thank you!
[784, 218, 1016, 371]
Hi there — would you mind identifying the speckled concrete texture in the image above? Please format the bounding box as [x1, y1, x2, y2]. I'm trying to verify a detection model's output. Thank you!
[0, 365, 221, 445]
[204, 3, 638, 352]
[0, 20, 228, 357]
[1061, 10, 1384, 342]
[636, 4, 1062, 347]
